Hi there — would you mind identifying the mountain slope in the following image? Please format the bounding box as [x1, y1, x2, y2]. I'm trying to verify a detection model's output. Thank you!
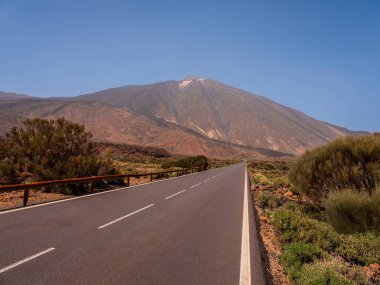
[0, 77, 365, 158]
[76, 77, 364, 154]
[0, 99, 291, 159]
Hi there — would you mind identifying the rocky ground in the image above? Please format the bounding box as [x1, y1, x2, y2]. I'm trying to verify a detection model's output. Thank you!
[0, 189, 69, 210]
[253, 184, 292, 285]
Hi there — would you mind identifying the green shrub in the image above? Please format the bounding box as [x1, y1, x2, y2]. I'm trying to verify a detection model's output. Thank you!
[280, 242, 321, 280]
[161, 160, 176, 169]
[161, 155, 208, 169]
[0, 118, 120, 194]
[251, 173, 273, 186]
[257, 191, 276, 208]
[336, 232, 380, 265]
[261, 209, 273, 217]
[0, 160, 18, 184]
[289, 134, 380, 204]
[325, 188, 380, 234]
[273, 208, 341, 251]
[281, 201, 302, 211]
[297, 259, 366, 285]
[273, 175, 289, 187]
[262, 163, 275, 170]
[280, 201, 321, 220]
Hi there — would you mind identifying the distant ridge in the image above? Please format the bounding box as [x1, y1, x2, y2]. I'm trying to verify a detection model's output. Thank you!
[0, 91, 33, 102]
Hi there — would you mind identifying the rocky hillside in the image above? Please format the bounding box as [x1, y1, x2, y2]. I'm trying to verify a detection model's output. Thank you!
[0, 77, 365, 159]
[76, 77, 364, 154]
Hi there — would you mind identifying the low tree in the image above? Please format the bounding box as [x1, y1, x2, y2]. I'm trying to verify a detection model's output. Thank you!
[0, 118, 119, 192]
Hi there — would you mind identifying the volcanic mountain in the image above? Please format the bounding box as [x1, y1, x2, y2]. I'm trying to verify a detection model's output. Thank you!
[0, 77, 364, 159]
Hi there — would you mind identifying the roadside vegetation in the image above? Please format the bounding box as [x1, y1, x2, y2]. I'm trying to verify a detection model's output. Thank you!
[161, 155, 209, 170]
[249, 134, 380, 285]
[0, 118, 234, 210]
[0, 118, 120, 195]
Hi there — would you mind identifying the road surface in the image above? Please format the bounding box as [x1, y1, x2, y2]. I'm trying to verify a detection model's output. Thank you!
[0, 163, 266, 284]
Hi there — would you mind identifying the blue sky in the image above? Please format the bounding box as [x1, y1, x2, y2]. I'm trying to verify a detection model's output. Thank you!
[0, 0, 379, 131]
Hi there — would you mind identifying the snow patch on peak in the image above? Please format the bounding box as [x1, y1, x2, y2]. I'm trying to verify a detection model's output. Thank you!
[179, 76, 207, 88]
[179, 80, 193, 88]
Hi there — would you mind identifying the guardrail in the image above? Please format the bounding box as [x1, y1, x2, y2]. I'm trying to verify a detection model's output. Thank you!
[0, 167, 206, 207]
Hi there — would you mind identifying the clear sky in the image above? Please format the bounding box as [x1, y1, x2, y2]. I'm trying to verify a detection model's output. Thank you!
[0, 0, 379, 131]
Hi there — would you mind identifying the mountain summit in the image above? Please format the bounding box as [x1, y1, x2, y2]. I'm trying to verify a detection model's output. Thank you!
[0, 78, 365, 159]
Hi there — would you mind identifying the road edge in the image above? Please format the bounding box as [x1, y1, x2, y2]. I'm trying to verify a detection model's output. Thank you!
[246, 164, 268, 285]
[0, 165, 230, 215]
[239, 165, 252, 284]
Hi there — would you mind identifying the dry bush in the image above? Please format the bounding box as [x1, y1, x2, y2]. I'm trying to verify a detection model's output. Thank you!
[289, 134, 380, 204]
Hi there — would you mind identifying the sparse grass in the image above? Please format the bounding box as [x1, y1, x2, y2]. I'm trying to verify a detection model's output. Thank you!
[273, 207, 341, 252]
[249, 160, 377, 285]
[258, 191, 277, 208]
[298, 259, 367, 285]
[252, 173, 274, 186]
[249, 161, 291, 188]
[325, 188, 380, 234]
[280, 242, 321, 280]
[336, 232, 380, 266]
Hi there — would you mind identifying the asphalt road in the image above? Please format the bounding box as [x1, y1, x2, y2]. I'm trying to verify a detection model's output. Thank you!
[0, 163, 266, 285]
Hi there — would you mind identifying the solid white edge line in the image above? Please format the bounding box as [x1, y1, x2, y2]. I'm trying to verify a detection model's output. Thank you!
[164, 190, 186, 200]
[0, 247, 55, 274]
[0, 165, 230, 216]
[190, 183, 202, 189]
[239, 165, 251, 285]
[203, 179, 210, 183]
[98, 204, 154, 229]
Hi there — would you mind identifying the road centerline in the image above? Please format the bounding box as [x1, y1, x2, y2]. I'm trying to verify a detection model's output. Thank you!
[190, 183, 202, 189]
[164, 190, 186, 200]
[0, 167, 217, 216]
[98, 204, 154, 229]
[0, 247, 55, 274]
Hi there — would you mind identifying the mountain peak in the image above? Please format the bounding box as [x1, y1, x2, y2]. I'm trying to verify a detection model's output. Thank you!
[178, 76, 206, 88]
[183, 76, 205, 81]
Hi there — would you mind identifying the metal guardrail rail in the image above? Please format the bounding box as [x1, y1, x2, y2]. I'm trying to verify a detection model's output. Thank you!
[0, 167, 205, 207]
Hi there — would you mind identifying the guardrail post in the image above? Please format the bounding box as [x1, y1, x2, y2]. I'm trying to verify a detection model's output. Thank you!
[126, 177, 130, 187]
[150, 174, 153, 181]
[23, 189, 29, 207]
